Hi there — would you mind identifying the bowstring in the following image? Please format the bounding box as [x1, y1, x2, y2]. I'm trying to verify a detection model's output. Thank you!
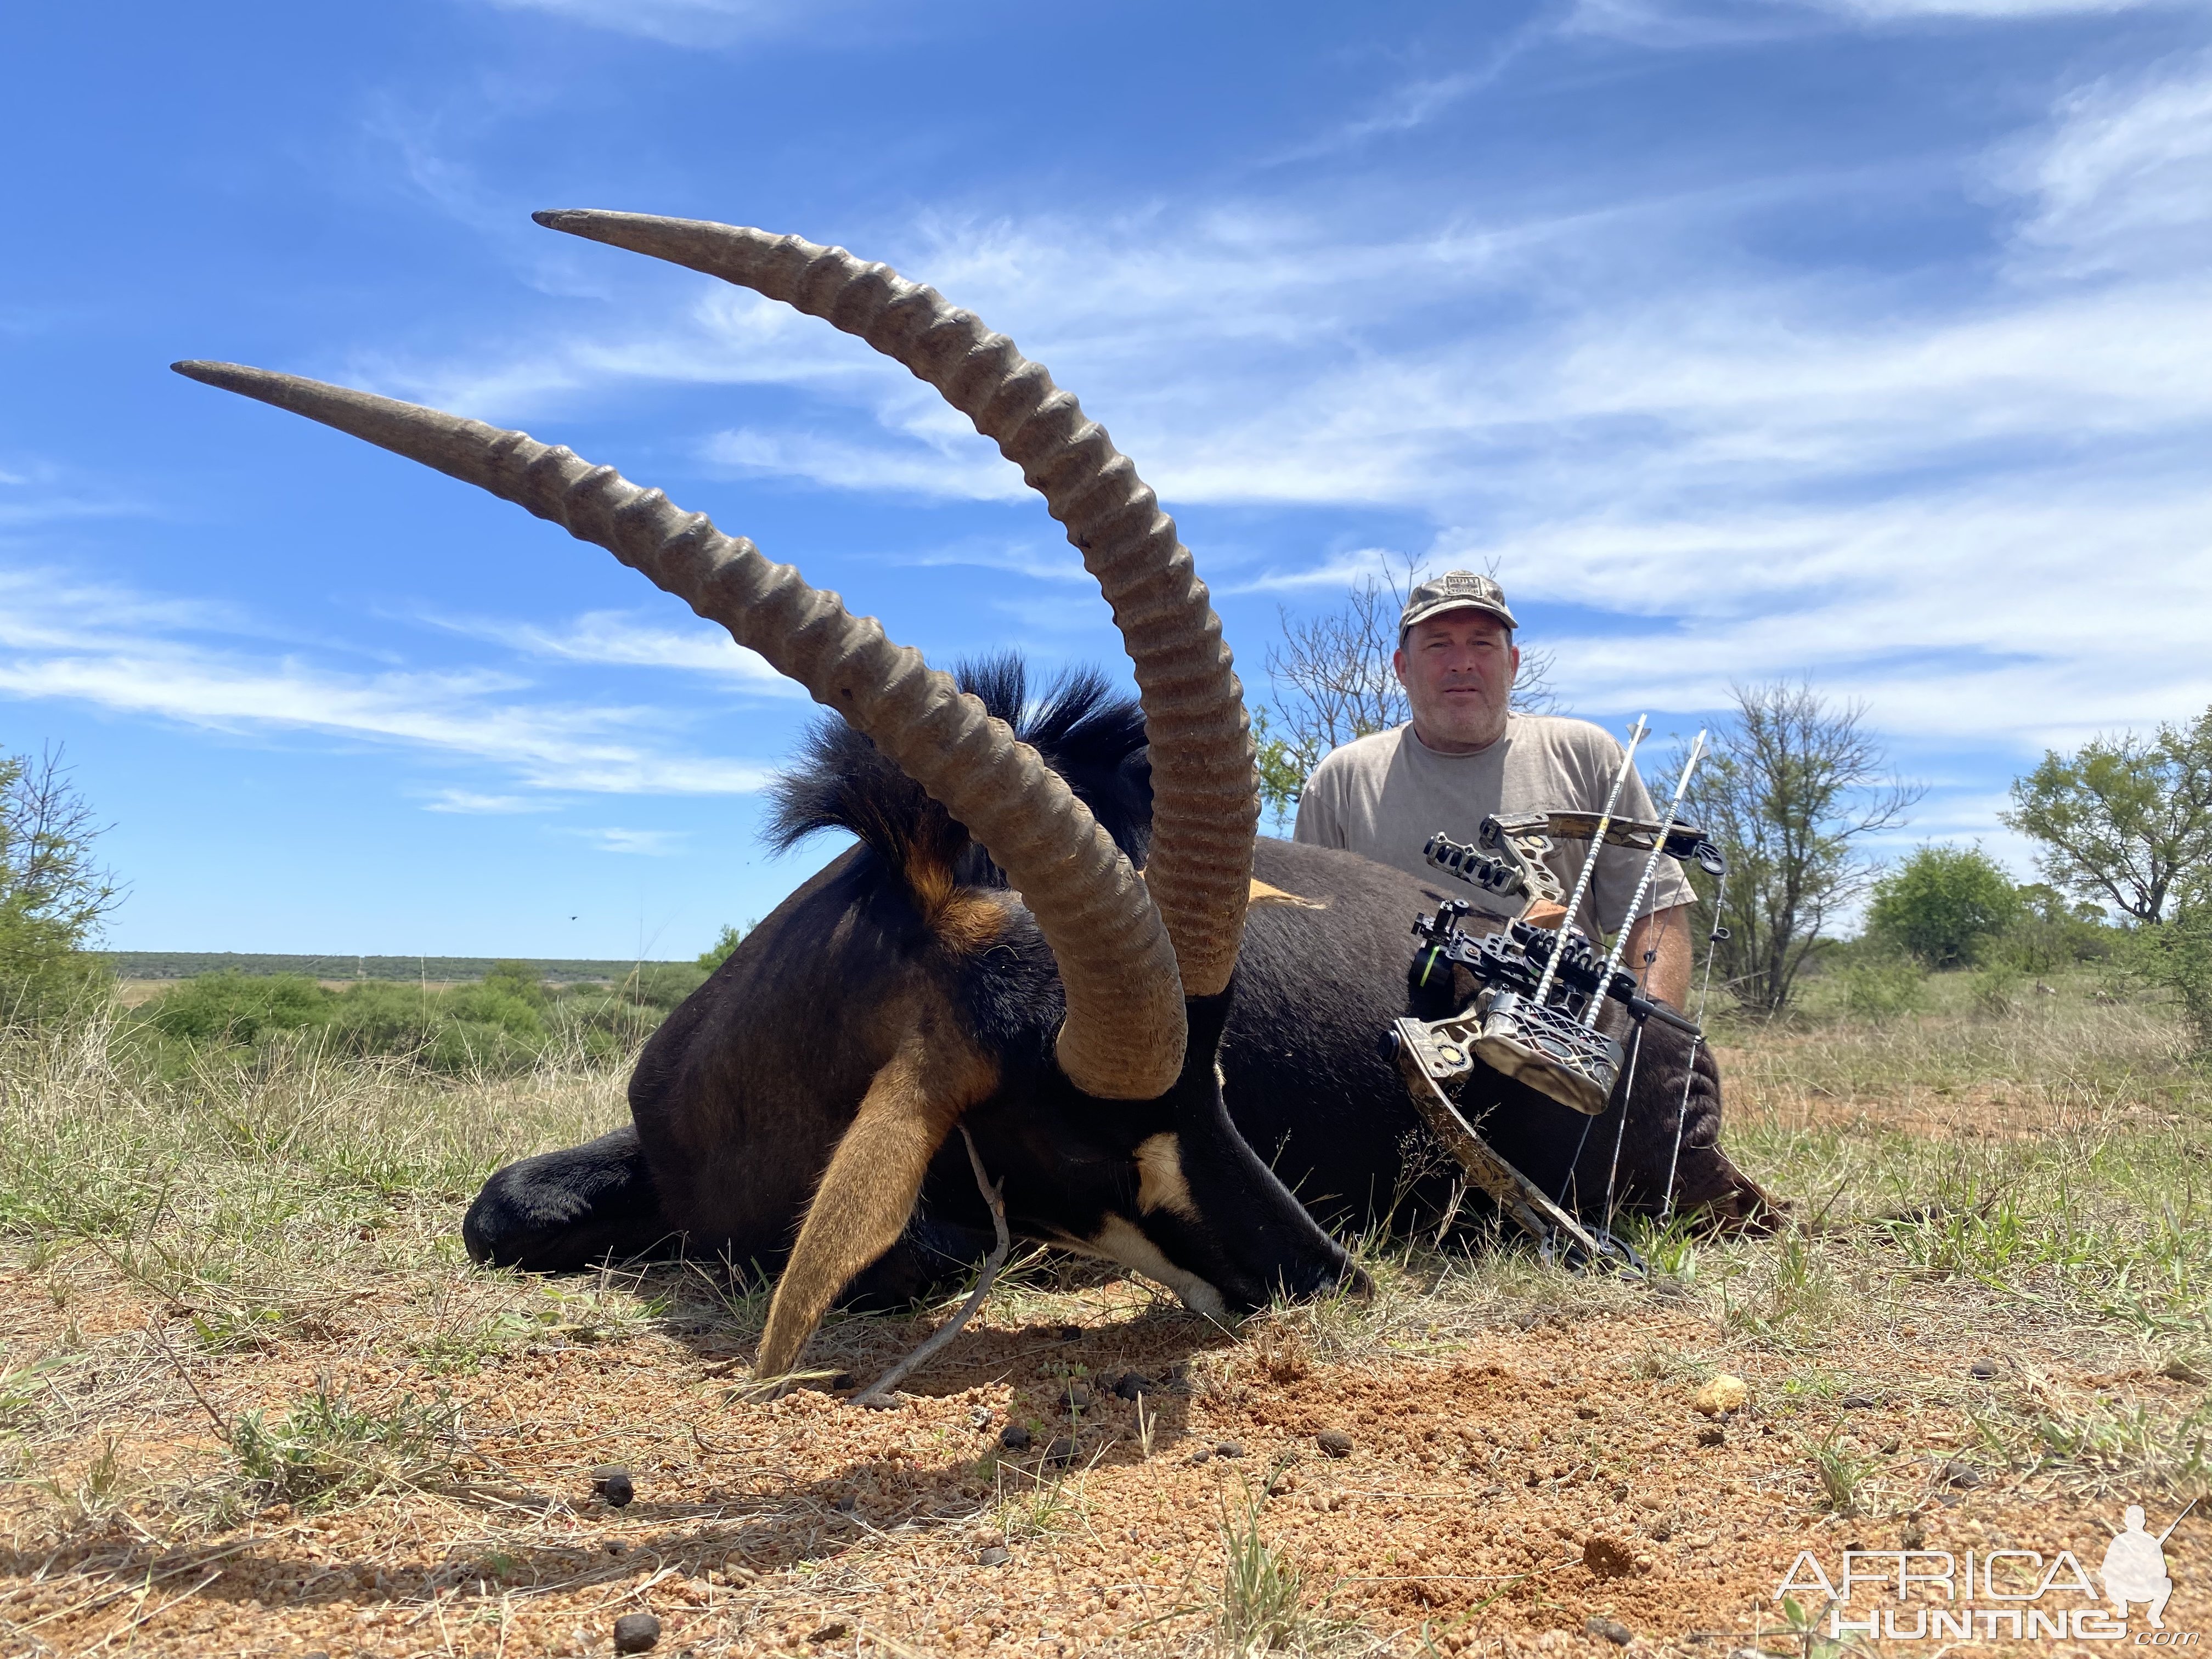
[1600, 1019, 1646, 1246]
[1661, 862, 1730, 1226]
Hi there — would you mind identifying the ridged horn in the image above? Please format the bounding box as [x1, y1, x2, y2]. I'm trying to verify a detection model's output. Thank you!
[531, 212, 1256, 998]
[171, 361, 1186, 1101]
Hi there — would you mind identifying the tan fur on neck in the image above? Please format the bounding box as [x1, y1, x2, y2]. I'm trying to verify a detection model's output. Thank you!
[754, 1001, 998, 1380]
[1249, 878, 1326, 909]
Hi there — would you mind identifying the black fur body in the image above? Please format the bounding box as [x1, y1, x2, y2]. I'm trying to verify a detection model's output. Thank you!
[465, 661, 1768, 1303]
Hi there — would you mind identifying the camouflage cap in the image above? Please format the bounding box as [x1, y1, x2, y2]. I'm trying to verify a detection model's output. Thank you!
[1398, 570, 1517, 637]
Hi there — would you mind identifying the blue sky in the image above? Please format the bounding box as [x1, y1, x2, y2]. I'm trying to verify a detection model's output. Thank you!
[5, 0, 2208, 958]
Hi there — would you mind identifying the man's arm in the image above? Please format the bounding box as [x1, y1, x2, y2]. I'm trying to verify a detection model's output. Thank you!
[1624, 902, 1694, 1009]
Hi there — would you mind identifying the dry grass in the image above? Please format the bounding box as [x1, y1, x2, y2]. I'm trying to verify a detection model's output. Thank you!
[0, 972, 2207, 1656]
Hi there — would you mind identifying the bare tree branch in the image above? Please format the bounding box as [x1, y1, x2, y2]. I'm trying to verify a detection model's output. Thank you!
[1676, 682, 1922, 1015]
[1256, 555, 1555, 829]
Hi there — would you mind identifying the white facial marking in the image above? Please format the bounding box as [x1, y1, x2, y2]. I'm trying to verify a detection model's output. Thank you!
[1133, 1132, 1199, 1220]
[1087, 1216, 1229, 1319]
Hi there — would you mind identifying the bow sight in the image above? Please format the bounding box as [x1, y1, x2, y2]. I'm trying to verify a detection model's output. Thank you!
[1385, 726, 1725, 1267]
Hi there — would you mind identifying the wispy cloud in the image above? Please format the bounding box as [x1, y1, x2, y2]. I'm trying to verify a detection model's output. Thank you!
[467, 0, 867, 48]
[0, 461, 153, 530]
[303, 38, 2212, 776]
[701, 425, 1027, 503]
[0, 570, 776, 795]
[421, 789, 559, 814]
[572, 826, 688, 855]
[883, 539, 1097, 585]
[420, 607, 798, 689]
[2005, 49, 2212, 276]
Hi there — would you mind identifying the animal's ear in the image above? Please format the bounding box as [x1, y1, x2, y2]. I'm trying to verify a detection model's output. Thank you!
[753, 1016, 998, 1380]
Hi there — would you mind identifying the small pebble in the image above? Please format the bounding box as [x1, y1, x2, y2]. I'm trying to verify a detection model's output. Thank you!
[1942, 1459, 1983, 1489]
[1046, 1435, 1076, 1466]
[1317, 1429, 1354, 1459]
[1696, 1424, 1725, 1447]
[999, 1424, 1032, 1452]
[1062, 1382, 1094, 1412]
[1969, 1358, 1997, 1380]
[1188, 1447, 1212, 1465]
[1692, 1374, 1747, 1417]
[612, 1612, 662, 1654]
[978, 1545, 1011, 1566]
[1216, 1440, 1245, 1459]
[1114, 1372, 1154, 1400]
[593, 1465, 635, 1508]
[1587, 1615, 1635, 1645]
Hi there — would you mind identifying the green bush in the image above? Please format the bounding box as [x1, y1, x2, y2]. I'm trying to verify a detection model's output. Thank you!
[2132, 904, 2212, 1055]
[1865, 845, 2020, 968]
[134, 960, 714, 1076]
[145, 972, 334, 1045]
[1835, 951, 1929, 1021]
[1995, 883, 2114, 974]
[1, 747, 122, 1026]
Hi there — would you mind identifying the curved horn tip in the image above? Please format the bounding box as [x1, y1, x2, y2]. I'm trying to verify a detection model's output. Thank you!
[171, 359, 233, 383]
[534, 208, 640, 240]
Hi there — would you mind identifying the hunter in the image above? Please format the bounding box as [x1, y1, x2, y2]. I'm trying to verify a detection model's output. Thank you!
[1293, 571, 1696, 1008]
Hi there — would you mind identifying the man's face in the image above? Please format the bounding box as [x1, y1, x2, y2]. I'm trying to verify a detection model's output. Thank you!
[1393, 609, 1519, 752]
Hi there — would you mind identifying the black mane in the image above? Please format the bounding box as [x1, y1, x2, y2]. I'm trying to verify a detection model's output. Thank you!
[764, 654, 1153, 886]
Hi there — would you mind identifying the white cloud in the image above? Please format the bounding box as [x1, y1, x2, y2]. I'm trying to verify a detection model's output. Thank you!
[886, 540, 1097, 585]
[701, 425, 1028, 503]
[2006, 51, 2212, 275]
[318, 46, 2212, 782]
[573, 827, 688, 855]
[0, 571, 776, 797]
[421, 607, 799, 689]
[422, 789, 557, 814]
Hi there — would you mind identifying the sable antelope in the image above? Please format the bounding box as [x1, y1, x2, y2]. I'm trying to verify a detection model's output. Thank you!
[177, 213, 1769, 1380]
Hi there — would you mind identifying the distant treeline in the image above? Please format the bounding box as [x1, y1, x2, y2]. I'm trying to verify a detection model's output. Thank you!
[92, 952, 681, 984]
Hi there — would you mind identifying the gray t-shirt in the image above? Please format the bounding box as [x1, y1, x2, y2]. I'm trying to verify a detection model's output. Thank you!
[1292, 715, 1697, 930]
